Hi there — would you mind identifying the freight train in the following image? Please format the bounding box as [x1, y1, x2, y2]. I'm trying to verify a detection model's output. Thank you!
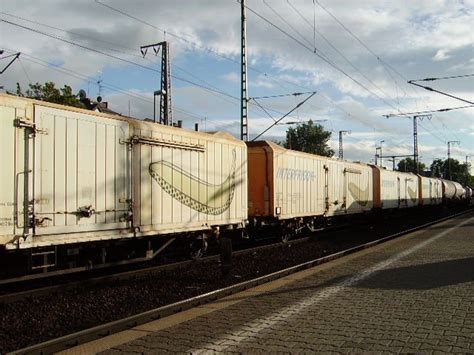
[0, 94, 471, 277]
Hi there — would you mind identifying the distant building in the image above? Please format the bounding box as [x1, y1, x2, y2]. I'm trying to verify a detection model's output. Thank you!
[80, 94, 120, 115]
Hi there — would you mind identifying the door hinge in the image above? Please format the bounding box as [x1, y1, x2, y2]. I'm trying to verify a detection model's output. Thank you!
[14, 118, 48, 135]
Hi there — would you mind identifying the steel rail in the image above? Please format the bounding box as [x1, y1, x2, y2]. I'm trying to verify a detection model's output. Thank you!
[0, 234, 317, 304]
[11, 208, 472, 355]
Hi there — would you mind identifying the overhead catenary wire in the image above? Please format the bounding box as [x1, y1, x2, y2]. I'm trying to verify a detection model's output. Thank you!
[93, 0, 298, 93]
[252, 92, 317, 141]
[250, 91, 315, 100]
[3, 6, 460, 149]
[312, 0, 410, 97]
[304, 0, 469, 147]
[234, 2, 469, 145]
[384, 105, 474, 117]
[407, 80, 474, 105]
[0, 11, 295, 121]
[18, 58, 32, 85]
[286, 0, 401, 109]
[411, 73, 474, 82]
[0, 18, 241, 102]
[251, 98, 276, 122]
[0, 10, 238, 103]
[1, 48, 206, 121]
[92, 0, 386, 133]
[239, 1, 403, 111]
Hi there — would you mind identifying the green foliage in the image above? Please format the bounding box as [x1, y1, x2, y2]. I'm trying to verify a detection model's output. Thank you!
[15, 82, 85, 108]
[283, 120, 334, 157]
[396, 158, 426, 174]
[430, 158, 471, 185]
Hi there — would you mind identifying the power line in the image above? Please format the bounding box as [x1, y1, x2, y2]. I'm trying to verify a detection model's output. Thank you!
[407, 80, 474, 105]
[252, 92, 317, 141]
[1, 48, 206, 121]
[18, 58, 32, 85]
[1, 10, 241, 104]
[264, 0, 313, 49]
[286, 0, 400, 109]
[411, 73, 474, 82]
[0, 18, 241, 101]
[312, 0, 413, 100]
[239, 1, 401, 111]
[1, 11, 144, 57]
[94, 0, 350, 121]
[249, 1, 462, 147]
[417, 120, 446, 144]
[93, 0, 295, 93]
[385, 105, 474, 117]
[250, 91, 314, 100]
[0, 11, 298, 121]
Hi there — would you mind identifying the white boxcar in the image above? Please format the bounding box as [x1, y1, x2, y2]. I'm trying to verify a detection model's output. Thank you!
[418, 176, 442, 206]
[129, 120, 247, 237]
[0, 94, 247, 251]
[372, 167, 419, 209]
[247, 141, 373, 219]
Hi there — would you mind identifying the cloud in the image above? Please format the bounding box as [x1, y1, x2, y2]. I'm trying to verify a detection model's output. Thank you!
[433, 49, 451, 61]
[0, 0, 472, 166]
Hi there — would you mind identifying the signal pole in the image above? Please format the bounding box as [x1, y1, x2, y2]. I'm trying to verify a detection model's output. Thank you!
[338, 130, 350, 159]
[447, 140, 460, 179]
[240, 0, 249, 141]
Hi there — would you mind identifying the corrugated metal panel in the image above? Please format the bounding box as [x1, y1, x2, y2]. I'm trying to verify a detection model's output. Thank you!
[33, 105, 130, 235]
[404, 174, 419, 208]
[379, 171, 418, 209]
[420, 176, 442, 205]
[0, 96, 35, 245]
[248, 142, 372, 219]
[131, 121, 247, 235]
[271, 144, 326, 218]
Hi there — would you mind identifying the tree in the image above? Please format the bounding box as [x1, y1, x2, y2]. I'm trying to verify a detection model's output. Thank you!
[15, 81, 85, 108]
[283, 120, 334, 157]
[397, 158, 426, 174]
[430, 158, 472, 185]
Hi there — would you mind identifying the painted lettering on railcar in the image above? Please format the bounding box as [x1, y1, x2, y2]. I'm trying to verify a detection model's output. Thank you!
[276, 168, 315, 181]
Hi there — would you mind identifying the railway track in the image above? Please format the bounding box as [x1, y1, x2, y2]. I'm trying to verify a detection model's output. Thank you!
[10, 208, 472, 355]
[0, 235, 314, 305]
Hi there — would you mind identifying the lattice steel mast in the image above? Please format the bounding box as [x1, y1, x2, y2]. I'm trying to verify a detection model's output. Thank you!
[140, 41, 172, 125]
[241, 0, 249, 141]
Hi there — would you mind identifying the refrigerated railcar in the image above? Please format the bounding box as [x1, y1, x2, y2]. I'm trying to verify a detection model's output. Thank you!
[247, 141, 373, 236]
[1, 93, 469, 277]
[0, 94, 247, 272]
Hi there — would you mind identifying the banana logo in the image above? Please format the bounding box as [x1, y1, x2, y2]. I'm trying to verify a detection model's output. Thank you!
[348, 182, 369, 206]
[149, 149, 236, 215]
[407, 186, 418, 202]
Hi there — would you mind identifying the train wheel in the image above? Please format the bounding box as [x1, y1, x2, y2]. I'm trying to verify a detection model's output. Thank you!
[281, 231, 293, 243]
[188, 238, 208, 260]
[220, 236, 233, 277]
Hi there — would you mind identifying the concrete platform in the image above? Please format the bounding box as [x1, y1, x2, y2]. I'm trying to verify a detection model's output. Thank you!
[62, 212, 474, 354]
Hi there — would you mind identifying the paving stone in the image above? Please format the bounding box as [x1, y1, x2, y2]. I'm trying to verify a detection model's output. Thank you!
[97, 213, 474, 354]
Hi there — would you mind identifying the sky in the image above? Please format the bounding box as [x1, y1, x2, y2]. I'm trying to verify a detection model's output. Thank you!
[1, 0, 473, 171]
